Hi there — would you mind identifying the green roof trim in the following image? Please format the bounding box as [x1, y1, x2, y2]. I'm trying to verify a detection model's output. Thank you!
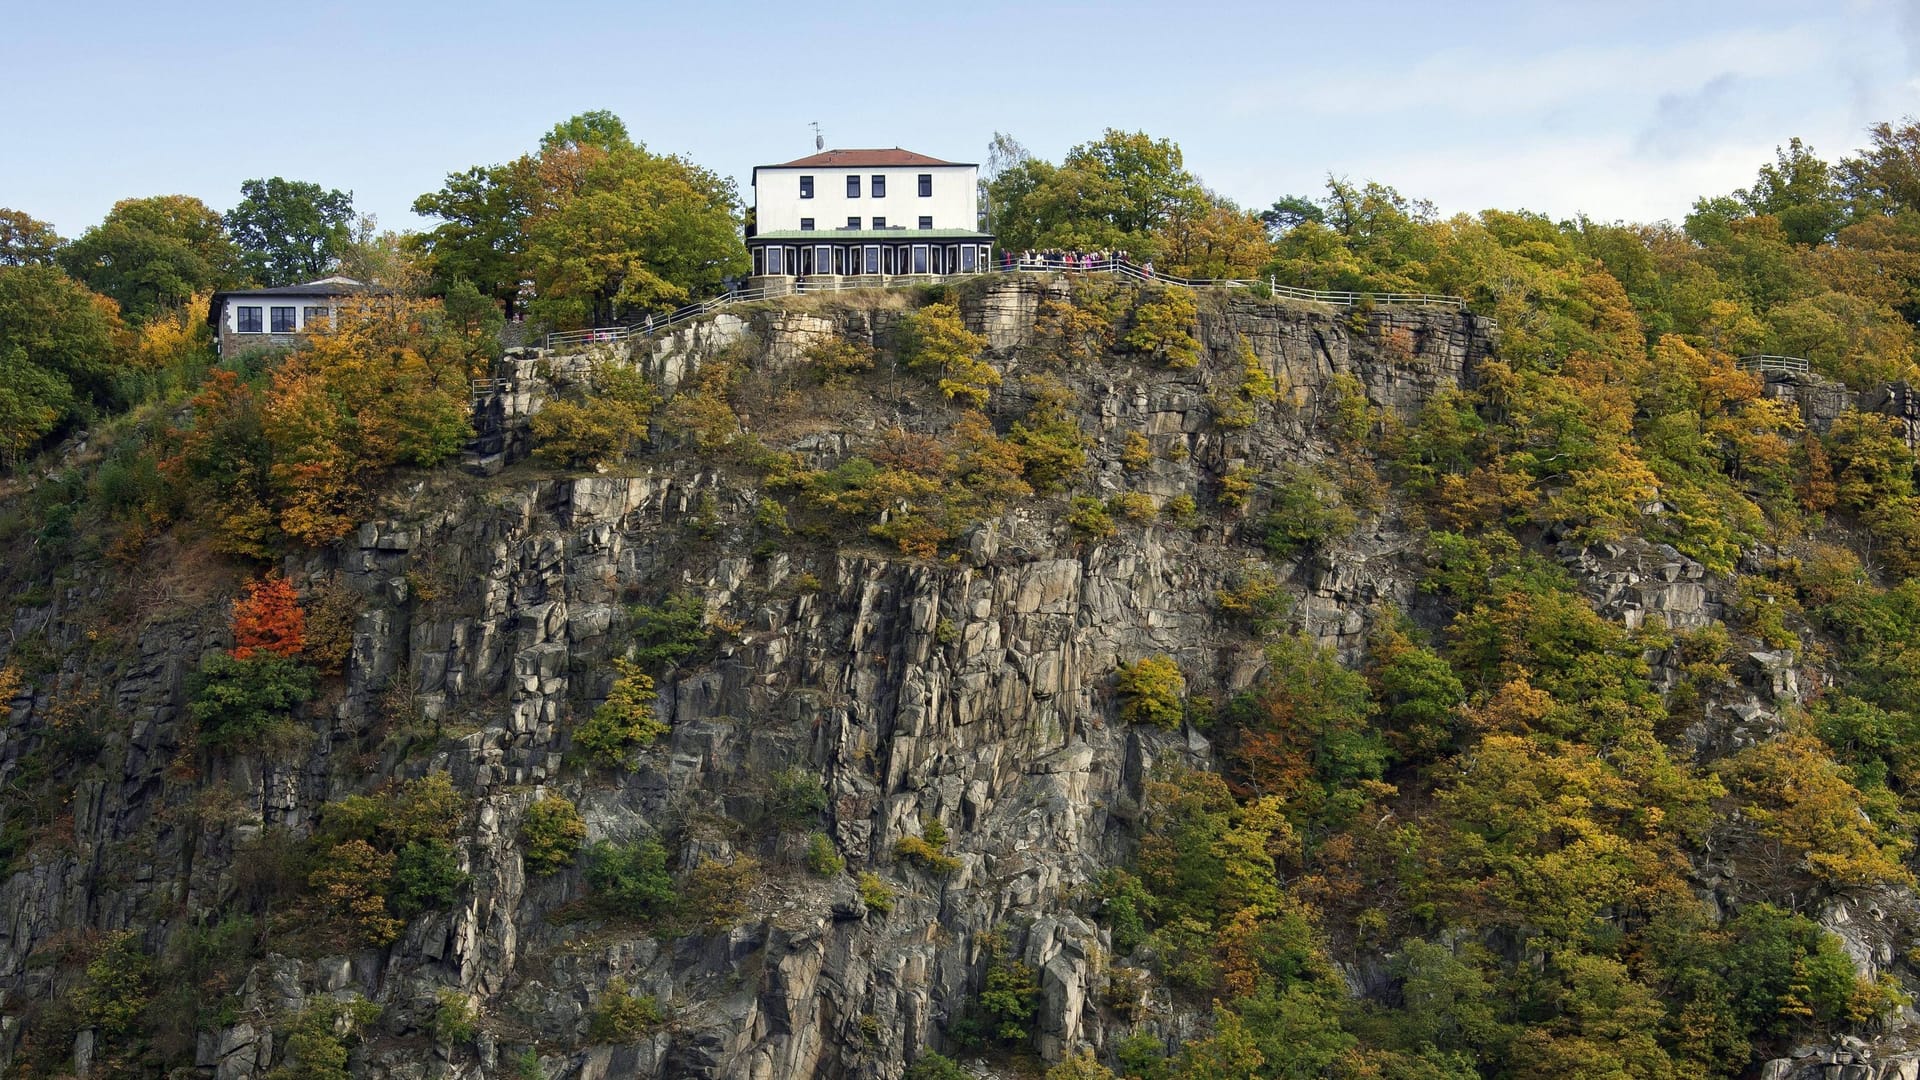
[753, 229, 993, 241]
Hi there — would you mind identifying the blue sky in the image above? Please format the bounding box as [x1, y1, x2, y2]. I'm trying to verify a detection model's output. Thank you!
[9, 0, 1917, 238]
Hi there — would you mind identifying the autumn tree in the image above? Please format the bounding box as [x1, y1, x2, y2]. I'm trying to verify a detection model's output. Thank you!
[263, 297, 474, 545]
[522, 139, 747, 328]
[230, 574, 307, 659]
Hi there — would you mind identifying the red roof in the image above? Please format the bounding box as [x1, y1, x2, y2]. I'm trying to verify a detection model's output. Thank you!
[764, 148, 967, 168]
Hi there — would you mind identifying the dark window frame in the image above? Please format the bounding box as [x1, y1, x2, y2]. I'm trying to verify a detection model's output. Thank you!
[301, 305, 329, 329]
[871, 174, 886, 198]
[846, 175, 860, 198]
[800, 218, 815, 231]
[799, 175, 814, 199]
[847, 216, 861, 229]
[918, 215, 933, 229]
[270, 306, 297, 333]
[872, 216, 886, 229]
[236, 305, 263, 333]
[918, 174, 932, 197]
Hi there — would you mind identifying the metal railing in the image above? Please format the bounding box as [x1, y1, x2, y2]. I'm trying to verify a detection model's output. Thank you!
[1737, 354, 1812, 375]
[543, 258, 1474, 351]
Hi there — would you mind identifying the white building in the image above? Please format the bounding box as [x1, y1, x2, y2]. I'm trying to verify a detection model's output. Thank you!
[206, 276, 374, 356]
[748, 148, 994, 280]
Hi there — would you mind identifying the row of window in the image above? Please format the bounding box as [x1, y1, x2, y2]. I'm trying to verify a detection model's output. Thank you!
[799, 173, 936, 199]
[760, 243, 986, 275]
[233, 304, 330, 333]
[798, 216, 937, 231]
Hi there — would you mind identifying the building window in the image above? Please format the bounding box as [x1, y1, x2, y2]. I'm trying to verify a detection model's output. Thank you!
[846, 175, 860, 198]
[847, 216, 860, 229]
[872, 216, 886, 229]
[302, 305, 329, 329]
[236, 306, 263, 333]
[270, 307, 296, 333]
[800, 218, 815, 231]
[871, 175, 886, 198]
[767, 247, 784, 274]
[918, 216, 933, 230]
[918, 174, 932, 197]
[800, 175, 814, 199]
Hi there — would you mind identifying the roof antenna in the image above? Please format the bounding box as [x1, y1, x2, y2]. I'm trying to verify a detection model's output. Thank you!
[811, 122, 824, 151]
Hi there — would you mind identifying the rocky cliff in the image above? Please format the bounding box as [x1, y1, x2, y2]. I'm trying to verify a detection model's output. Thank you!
[1, 276, 1912, 1080]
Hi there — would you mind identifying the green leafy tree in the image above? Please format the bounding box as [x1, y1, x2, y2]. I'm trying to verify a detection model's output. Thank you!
[523, 126, 746, 328]
[187, 652, 317, 749]
[0, 264, 125, 458]
[59, 194, 236, 324]
[585, 837, 676, 918]
[225, 177, 356, 286]
[409, 164, 531, 315]
[0, 208, 62, 266]
[521, 797, 588, 875]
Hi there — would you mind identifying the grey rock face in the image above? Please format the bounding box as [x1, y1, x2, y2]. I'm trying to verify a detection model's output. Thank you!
[0, 284, 1530, 1077]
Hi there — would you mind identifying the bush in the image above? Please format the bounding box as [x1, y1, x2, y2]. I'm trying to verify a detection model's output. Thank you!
[902, 302, 996, 407]
[857, 872, 896, 914]
[586, 838, 676, 919]
[531, 362, 658, 467]
[1116, 655, 1185, 728]
[805, 832, 845, 877]
[628, 593, 713, 669]
[271, 997, 380, 1080]
[894, 825, 961, 875]
[574, 659, 667, 767]
[1109, 491, 1156, 523]
[684, 855, 758, 932]
[978, 937, 1042, 1043]
[586, 977, 662, 1042]
[903, 1052, 971, 1080]
[1124, 290, 1200, 368]
[1068, 495, 1116, 539]
[521, 797, 588, 876]
[432, 989, 479, 1044]
[1259, 466, 1355, 558]
[188, 652, 317, 749]
[1163, 491, 1200, 526]
[765, 767, 829, 832]
[76, 930, 152, 1039]
[390, 838, 468, 918]
[308, 839, 403, 946]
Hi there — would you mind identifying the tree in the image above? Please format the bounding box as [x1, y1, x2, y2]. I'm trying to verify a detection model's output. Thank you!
[1737, 138, 1848, 246]
[523, 134, 746, 328]
[411, 164, 530, 314]
[59, 195, 236, 324]
[1260, 195, 1325, 240]
[0, 209, 62, 266]
[230, 574, 307, 659]
[1839, 117, 1920, 218]
[540, 109, 632, 154]
[225, 177, 356, 286]
[984, 129, 1206, 259]
[0, 264, 125, 458]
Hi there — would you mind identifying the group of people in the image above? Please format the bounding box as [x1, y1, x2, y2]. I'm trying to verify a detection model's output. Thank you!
[1001, 249, 1153, 276]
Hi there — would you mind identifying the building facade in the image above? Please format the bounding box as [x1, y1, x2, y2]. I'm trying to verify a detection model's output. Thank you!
[206, 276, 371, 356]
[748, 149, 993, 280]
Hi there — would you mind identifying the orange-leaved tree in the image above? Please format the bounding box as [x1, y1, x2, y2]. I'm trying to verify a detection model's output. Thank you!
[230, 574, 306, 659]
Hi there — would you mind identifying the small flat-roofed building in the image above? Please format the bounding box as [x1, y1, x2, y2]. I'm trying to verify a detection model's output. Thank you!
[206, 275, 373, 356]
[748, 148, 993, 281]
